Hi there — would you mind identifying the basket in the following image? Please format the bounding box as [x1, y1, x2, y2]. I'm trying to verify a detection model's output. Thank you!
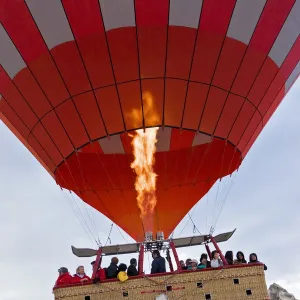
[53, 265, 269, 300]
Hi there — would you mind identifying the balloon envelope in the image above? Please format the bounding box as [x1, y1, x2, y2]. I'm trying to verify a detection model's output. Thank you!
[0, 0, 299, 240]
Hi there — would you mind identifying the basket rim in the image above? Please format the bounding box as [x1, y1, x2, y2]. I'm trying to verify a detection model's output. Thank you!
[53, 262, 265, 291]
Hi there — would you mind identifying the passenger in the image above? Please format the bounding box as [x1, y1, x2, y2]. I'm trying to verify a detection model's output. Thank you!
[151, 250, 166, 274]
[72, 266, 91, 283]
[211, 250, 223, 268]
[91, 260, 106, 283]
[199, 253, 211, 268]
[182, 258, 192, 270]
[127, 258, 138, 276]
[248, 253, 267, 271]
[225, 251, 234, 265]
[117, 263, 128, 282]
[106, 257, 119, 279]
[188, 259, 198, 271]
[55, 267, 73, 286]
[198, 257, 207, 269]
[234, 251, 247, 264]
[179, 260, 185, 270]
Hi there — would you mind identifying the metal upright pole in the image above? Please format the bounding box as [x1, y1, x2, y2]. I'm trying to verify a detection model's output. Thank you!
[166, 249, 174, 272]
[210, 235, 228, 265]
[170, 241, 182, 270]
[92, 247, 103, 280]
[205, 243, 212, 260]
[138, 244, 144, 275]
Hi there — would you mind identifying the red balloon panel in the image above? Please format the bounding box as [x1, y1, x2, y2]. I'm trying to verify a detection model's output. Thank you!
[56, 136, 241, 240]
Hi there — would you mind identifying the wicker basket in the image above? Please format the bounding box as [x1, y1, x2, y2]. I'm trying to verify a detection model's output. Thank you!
[53, 265, 269, 300]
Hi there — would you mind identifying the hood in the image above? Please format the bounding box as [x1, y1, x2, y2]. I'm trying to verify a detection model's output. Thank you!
[249, 253, 258, 262]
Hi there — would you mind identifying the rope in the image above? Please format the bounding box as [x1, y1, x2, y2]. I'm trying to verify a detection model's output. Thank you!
[90, 139, 143, 243]
[169, 231, 174, 239]
[67, 191, 100, 246]
[60, 188, 97, 247]
[90, 211, 102, 246]
[68, 192, 100, 246]
[205, 193, 209, 233]
[105, 223, 113, 246]
[115, 225, 129, 244]
[56, 158, 101, 247]
[101, 188, 130, 244]
[210, 171, 238, 234]
[177, 204, 198, 237]
[188, 212, 201, 235]
[209, 143, 239, 234]
[210, 141, 228, 229]
[175, 135, 214, 238]
[191, 136, 214, 185]
[75, 151, 101, 246]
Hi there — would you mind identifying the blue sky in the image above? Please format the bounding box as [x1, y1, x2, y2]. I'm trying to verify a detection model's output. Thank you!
[0, 79, 299, 300]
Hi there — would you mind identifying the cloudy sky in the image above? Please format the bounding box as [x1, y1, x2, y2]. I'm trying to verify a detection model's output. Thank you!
[0, 79, 299, 300]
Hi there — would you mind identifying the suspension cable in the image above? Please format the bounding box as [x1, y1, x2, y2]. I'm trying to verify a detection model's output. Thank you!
[188, 212, 202, 235]
[60, 187, 98, 247]
[75, 151, 101, 246]
[56, 165, 100, 247]
[105, 223, 113, 246]
[210, 171, 238, 234]
[116, 225, 129, 244]
[205, 192, 209, 233]
[58, 161, 99, 240]
[90, 140, 134, 243]
[210, 141, 228, 228]
[176, 135, 214, 237]
[208, 143, 239, 234]
[67, 190, 100, 246]
[177, 202, 198, 237]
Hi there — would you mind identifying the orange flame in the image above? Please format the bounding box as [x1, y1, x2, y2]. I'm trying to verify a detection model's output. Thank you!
[131, 127, 159, 222]
[129, 92, 159, 232]
[142, 91, 160, 126]
[129, 91, 160, 128]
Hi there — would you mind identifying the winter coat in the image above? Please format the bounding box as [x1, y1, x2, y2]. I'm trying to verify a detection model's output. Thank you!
[248, 253, 267, 271]
[197, 263, 206, 269]
[106, 263, 118, 279]
[117, 271, 128, 282]
[151, 256, 166, 274]
[72, 274, 91, 284]
[234, 251, 247, 264]
[93, 268, 107, 283]
[211, 259, 223, 268]
[55, 273, 73, 286]
[127, 265, 138, 276]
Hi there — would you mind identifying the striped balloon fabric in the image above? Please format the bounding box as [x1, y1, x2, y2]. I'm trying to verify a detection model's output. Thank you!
[0, 0, 299, 240]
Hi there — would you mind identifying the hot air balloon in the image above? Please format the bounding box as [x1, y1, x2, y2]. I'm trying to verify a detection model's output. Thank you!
[0, 0, 299, 298]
